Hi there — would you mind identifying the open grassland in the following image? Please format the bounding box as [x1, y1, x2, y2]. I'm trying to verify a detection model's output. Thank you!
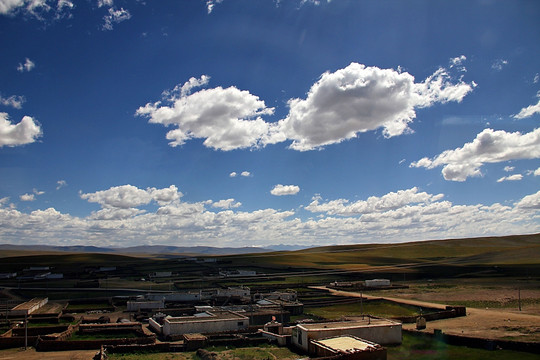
[1, 233, 539, 300]
[304, 299, 421, 320]
[225, 233, 540, 271]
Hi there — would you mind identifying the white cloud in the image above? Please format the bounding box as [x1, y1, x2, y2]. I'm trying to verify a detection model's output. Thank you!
[534, 73, 539, 84]
[91, 207, 145, 220]
[20, 193, 35, 201]
[97, 0, 113, 7]
[102, 7, 131, 30]
[534, 167, 540, 176]
[411, 128, 540, 181]
[33, 188, 44, 195]
[0, 94, 25, 109]
[0, 113, 42, 147]
[80, 184, 182, 209]
[271, 184, 300, 196]
[56, 180, 67, 190]
[515, 190, 540, 210]
[212, 198, 242, 209]
[148, 185, 183, 205]
[205, 0, 223, 14]
[136, 76, 276, 151]
[306, 187, 444, 216]
[137, 60, 474, 152]
[229, 171, 250, 178]
[300, 0, 331, 5]
[450, 55, 466, 67]
[513, 99, 540, 119]
[277, 62, 475, 151]
[17, 58, 34, 72]
[496, 174, 523, 183]
[1, 186, 539, 248]
[504, 166, 514, 172]
[491, 59, 508, 71]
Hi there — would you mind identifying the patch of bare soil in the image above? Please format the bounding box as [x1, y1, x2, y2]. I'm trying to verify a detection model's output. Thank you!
[0, 348, 96, 360]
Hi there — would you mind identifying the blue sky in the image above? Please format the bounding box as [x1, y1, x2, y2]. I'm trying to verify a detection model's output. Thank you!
[0, 0, 539, 248]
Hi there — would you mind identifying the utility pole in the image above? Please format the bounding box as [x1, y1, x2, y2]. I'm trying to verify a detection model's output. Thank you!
[518, 288, 522, 312]
[24, 310, 28, 350]
[360, 290, 364, 320]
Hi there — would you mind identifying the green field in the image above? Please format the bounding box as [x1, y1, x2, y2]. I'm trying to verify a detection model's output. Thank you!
[304, 299, 421, 320]
[387, 332, 540, 360]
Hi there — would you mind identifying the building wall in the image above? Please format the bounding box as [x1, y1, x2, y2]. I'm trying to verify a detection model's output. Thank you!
[127, 300, 164, 311]
[148, 318, 163, 334]
[163, 313, 249, 336]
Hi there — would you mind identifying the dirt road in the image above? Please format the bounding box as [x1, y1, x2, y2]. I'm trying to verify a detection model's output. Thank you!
[0, 348, 96, 360]
[315, 286, 540, 342]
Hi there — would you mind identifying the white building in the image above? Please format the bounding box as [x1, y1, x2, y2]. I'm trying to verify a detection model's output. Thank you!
[127, 299, 165, 311]
[150, 271, 172, 278]
[365, 279, 391, 287]
[292, 318, 401, 352]
[150, 310, 249, 337]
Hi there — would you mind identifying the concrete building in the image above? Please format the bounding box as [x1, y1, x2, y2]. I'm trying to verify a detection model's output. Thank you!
[292, 317, 401, 352]
[0, 273, 17, 279]
[10, 297, 48, 316]
[150, 271, 172, 278]
[127, 299, 165, 312]
[311, 335, 386, 359]
[150, 310, 249, 338]
[146, 291, 202, 303]
[364, 279, 391, 288]
[219, 270, 256, 277]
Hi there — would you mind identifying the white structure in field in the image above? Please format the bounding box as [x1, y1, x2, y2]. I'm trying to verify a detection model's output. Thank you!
[150, 310, 249, 337]
[365, 279, 391, 287]
[150, 271, 172, 278]
[127, 299, 165, 311]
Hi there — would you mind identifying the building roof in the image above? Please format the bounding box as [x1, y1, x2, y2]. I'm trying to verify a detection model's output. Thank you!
[11, 298, 47, 311]
[315, 336, 378, 352]
[297, 318, 400, 331]
[165, 310, 248, 323]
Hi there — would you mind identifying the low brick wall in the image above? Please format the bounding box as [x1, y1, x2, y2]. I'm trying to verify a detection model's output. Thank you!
[12, 325, 70, 337]
[0, 336, 39, 349]
[36, 335, 155, 351]
[393, 306, 466, 324]
[406, 329, 540, 354]
[106, 343, 172, 354]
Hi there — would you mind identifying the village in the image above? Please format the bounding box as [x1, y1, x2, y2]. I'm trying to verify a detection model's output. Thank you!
[1, 237, 539, 360]
[0, 274, 472, 360]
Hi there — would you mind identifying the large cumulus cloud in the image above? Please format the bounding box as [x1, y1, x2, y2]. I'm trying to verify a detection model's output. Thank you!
[411, 128, 540, 181]
[137, 60, 474, 151]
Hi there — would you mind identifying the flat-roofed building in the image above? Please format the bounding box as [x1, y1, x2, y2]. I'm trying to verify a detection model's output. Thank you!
[151, 310, 249, 337]
[292, 317, 401, 352]
[10, 297, 48, 316]
[311, 335, 387, 359]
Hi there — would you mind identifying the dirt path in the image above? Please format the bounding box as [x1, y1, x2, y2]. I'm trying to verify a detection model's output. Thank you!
[0, 348, 96, 360]
[313, 286, 540, 342]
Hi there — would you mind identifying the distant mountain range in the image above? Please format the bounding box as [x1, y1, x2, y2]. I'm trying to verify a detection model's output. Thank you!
[0, 243, 311, 256]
